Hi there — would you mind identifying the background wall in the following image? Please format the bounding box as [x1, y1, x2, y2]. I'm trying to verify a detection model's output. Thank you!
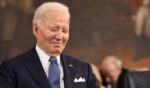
[0, 0, 150, 68]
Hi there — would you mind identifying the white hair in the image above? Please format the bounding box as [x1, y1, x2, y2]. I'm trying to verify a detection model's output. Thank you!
[33, 2, 70, 25]
[101, 55, 123, 69]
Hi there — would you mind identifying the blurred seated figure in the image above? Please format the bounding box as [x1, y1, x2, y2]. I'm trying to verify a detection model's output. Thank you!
[100, 55, 128, 88]
[125, 70, 150, 88]
[91, 64, 106, 88]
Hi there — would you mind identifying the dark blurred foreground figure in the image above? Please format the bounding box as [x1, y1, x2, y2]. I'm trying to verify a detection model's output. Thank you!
[100, 55, 128, 88]
[0, 2, 98, 88]
[125, 70, 150, 88]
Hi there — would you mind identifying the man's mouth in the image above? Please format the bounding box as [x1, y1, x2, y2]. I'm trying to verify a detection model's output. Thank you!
[52, 42, 62, 45]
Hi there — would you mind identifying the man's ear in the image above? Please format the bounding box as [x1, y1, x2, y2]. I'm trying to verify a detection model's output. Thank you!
[33, 23, 39, 38]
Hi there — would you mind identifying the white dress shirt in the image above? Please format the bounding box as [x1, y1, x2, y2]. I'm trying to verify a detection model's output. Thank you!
[36, 45, 64, 88]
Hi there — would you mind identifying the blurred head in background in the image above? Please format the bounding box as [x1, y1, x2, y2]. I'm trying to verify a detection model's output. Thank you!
[100, 55, 123, 85]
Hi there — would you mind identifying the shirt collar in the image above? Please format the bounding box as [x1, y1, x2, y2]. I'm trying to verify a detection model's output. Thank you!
[35, 45, 61, 63]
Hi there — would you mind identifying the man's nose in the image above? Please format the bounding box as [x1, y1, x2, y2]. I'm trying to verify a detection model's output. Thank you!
[54, 31, 63, 40]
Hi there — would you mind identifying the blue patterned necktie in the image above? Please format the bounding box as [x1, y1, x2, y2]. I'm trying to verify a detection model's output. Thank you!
[48, 57, 60, 88]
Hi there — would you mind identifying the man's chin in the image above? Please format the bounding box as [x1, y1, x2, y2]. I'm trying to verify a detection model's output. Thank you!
[51, 48, 62, 55]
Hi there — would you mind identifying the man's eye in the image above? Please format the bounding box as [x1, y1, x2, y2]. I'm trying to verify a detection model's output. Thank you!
[50, 27, 59, 31]
[62, 28, 69, 33]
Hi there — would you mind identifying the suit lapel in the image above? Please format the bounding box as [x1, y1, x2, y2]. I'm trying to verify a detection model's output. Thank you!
[61, 55, 76, 88]
[25, 48, 51, 88]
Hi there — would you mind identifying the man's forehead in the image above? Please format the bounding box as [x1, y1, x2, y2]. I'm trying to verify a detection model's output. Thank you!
[103, 64, 116, 70]
[102, 59, 115, 67]
[42, 11, 69, 21]
[42, 9, 69, 18]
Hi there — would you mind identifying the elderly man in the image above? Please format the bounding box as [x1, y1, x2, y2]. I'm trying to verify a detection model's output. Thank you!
[0, 2, 98, 88]
[100, 55, 128, 88]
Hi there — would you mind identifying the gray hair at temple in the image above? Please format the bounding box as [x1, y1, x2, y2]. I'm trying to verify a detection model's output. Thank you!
[33, 2, 70, 25]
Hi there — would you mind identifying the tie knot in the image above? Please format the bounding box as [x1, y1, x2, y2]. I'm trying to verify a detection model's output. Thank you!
[49, 57, 58, 64]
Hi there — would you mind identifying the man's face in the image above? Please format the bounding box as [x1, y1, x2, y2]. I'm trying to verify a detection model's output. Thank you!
[33, 10, 70, 56]
[101, 61, 121, 85]
[102, 66, 119, 84]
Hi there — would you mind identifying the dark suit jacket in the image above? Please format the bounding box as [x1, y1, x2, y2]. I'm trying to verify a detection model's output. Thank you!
[125, 71, 150, 88]
[0, 48, 98, 88]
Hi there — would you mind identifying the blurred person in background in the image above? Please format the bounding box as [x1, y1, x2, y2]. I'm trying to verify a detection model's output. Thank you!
[133, 0, 150, 60]
[130, 0, 143, 20]
[135, 0, 150, 38]
[100, 55, 128, 88]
